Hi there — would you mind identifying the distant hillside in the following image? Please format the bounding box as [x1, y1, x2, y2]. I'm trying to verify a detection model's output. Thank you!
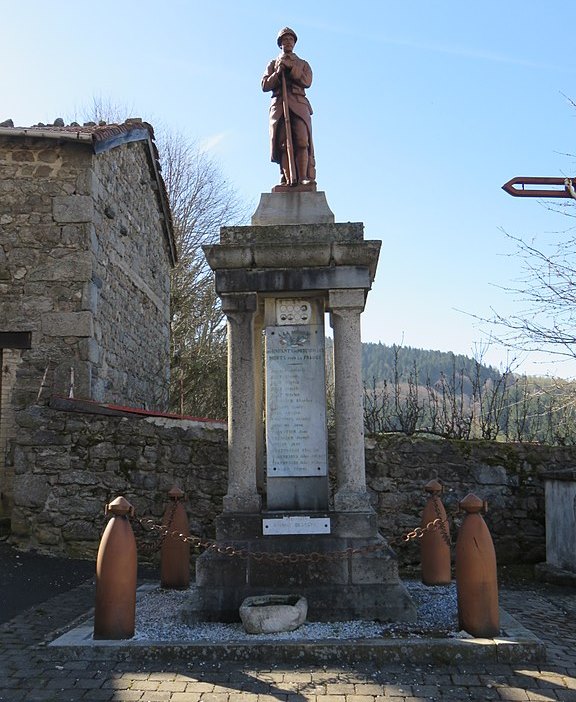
[361, 342, 501, 388]
[355, 342, 576, 443]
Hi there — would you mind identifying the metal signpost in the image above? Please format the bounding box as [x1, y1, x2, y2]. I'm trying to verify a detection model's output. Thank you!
[502, 176, 576, 199]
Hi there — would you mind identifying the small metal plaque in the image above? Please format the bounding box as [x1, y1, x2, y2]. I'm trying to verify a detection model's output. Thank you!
[276, 299, 312, 325]
[262, 516, 331, 535]
[265, 324, 328, 477]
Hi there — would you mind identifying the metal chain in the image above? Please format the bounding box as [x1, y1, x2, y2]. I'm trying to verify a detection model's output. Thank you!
[134, 501, 178, 556]
[432, 494, 452, 548]
[134, 513, 449, 564]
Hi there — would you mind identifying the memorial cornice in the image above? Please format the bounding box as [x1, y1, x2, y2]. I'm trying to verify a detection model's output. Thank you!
[220, 222, 365, 245]
[203, 240, 381, 283]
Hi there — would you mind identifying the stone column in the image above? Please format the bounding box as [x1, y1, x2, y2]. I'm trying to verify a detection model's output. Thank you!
[221, 293, 261, 512]
[253, 306, 265, 492]
[329, 289, 372, 512]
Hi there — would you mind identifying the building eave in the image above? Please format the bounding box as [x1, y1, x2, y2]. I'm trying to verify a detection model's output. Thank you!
[0, 126, 93, 142]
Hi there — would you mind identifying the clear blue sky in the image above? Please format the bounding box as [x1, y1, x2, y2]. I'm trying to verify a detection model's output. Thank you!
[3, 1, 576, 376]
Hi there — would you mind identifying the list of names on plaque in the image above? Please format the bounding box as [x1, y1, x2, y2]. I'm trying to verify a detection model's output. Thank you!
[265, 324, 328, 477]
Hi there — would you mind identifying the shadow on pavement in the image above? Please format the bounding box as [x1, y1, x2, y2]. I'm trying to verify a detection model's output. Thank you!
[0, 540, 96, 624]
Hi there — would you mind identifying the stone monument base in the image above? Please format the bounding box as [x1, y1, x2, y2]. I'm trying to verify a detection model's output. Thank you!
[194, 512, 416, 623]
[200, 207, 411, 624]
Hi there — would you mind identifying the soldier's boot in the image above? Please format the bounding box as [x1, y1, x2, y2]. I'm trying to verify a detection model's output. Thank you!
[296, 150, 310, 185]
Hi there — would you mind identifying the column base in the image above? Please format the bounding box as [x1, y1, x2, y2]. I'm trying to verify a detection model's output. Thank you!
[334, 488, 373, 512]
[222, 492, 262, 513]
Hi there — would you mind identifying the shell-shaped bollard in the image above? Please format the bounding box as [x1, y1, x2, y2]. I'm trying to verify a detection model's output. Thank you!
[455, 493, 499, 637]
[160, 486, 190, 590]
[93, 496, 137, 640]
[420, 479, 451, 585]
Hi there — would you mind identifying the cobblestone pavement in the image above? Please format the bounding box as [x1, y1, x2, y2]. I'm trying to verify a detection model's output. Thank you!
[0, 577, 575, 702]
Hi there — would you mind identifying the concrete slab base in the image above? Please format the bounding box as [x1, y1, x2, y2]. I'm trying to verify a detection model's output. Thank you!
[49, 585, 546, 665]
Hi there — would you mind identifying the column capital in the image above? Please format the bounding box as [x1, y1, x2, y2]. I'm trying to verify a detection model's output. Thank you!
[221, 292, 258, 315]
[328, 288, 366, 312]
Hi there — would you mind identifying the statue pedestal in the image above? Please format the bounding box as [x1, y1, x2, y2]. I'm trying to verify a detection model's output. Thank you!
[252, 191, 334, 225]
[199, 194, 415, 623]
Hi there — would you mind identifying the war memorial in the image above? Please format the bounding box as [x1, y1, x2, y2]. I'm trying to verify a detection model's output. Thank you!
[194, 26, 415, 623]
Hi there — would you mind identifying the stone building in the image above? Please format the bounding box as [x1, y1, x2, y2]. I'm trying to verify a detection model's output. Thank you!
[0, 119, 176, 523]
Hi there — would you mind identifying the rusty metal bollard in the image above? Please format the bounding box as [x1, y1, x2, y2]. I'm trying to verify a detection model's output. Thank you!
[455, 493, 499, 637]
[93, 496, 137, 640]
[420, 479, 451, 585]
[160, 486, 190, 590]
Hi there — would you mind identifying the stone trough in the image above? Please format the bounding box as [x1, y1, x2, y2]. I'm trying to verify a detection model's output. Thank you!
[239, 594, 308, 634]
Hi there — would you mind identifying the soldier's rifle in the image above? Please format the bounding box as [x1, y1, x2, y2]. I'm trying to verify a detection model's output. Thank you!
[280, 67, 297, 186]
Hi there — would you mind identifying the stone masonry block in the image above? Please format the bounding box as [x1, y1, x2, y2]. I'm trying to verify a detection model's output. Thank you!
[221, 222, 364, 245]
[196, 552, 249, 587]
[42, 311, 93, 337]
[350, 549, 399, 584]
[472, 464, 509, 486]
[248, 552, 349, 587]
[52, 195, 93, 223]
[252, 243, 331, 268]
[29, 252, 92, 282]
[81, 280, 99, 312]
[13, 474, 49, 509]
[79, 337, 101, 363]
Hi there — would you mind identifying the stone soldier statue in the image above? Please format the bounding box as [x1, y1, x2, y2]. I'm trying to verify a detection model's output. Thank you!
[262, 27, 316, 187]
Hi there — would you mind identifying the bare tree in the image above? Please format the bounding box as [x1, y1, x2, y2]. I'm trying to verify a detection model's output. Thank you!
[489, 229, 576, 361]
[475, 99, 576, 373]
[73, 95, 134, 125]
[162, 131, 248, 418]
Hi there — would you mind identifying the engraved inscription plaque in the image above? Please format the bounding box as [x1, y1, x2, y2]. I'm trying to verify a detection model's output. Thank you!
[263, 516, 331, 535]
[265, 324, 327, 477]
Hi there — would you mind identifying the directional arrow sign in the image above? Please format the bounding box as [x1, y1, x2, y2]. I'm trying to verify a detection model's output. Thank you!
[502, 176, 576, 198]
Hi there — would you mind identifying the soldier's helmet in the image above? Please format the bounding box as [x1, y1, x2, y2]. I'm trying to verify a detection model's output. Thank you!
[277, 27, 298, 47]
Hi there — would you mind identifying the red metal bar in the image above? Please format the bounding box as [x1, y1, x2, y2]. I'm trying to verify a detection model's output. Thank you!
[502, 176, 576, 198]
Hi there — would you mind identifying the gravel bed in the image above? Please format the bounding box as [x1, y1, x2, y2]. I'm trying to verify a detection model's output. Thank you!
[133, 581, 459, 642]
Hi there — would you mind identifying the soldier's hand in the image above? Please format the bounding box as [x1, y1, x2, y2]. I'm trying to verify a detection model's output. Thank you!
[277, 54, 293, 71]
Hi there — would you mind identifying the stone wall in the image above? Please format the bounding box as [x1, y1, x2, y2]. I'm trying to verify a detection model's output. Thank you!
[0, 133, 172, 412]
[89, 144, 172, 408]
[364, 435, 573, 566]
[0, 137, 95, 410]
[0, 128, 174, 516]
[10, 402, 576, 566]
[0, 349, 20, 518]
[10, 403, 227, 558]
